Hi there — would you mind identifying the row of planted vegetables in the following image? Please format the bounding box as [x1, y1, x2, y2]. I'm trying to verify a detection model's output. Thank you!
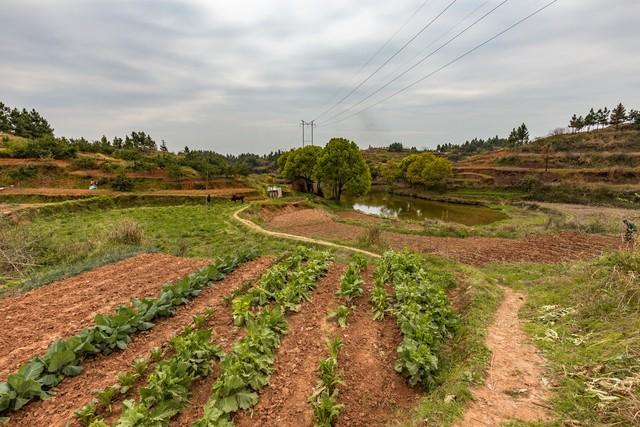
[1, 247, 457, 427]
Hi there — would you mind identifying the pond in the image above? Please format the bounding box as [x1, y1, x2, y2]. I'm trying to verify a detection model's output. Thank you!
[344, 192, 508, 226]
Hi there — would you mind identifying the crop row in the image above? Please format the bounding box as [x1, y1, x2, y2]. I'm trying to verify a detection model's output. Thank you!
[0, 251, 254, 420]
[86, 309, 223, 427]
[374, 250, 457, 389]
[194, 248, 333, 426]
[328, 253, 368, 329]
[308, 337, 344, 427]
[74, 308, 217, 426]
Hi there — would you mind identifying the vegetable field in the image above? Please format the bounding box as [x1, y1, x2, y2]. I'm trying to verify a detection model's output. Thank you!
[0, 245, 459, 427]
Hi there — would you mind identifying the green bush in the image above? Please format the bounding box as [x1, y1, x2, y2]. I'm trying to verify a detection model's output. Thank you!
[8, 136, 77, 159]
[70, 158, 99, 170]
[110, 175, 134, 192]
[7, 165, 38, 181]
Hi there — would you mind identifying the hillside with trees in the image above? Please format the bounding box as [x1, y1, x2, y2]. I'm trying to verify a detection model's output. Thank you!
[0, 101, 280, 191]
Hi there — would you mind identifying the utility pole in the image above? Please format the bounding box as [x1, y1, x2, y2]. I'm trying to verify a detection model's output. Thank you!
[300, 120, 316, 147]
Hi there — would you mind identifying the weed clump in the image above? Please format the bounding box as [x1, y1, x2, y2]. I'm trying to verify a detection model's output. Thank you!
[107, 220, 144, 245]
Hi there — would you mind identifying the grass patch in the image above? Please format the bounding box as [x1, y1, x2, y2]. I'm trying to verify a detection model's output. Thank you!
[482, 251, 640, 426]
[2, 202, 302, 290]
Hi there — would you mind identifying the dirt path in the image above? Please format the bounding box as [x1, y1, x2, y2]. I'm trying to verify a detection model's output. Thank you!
[8, 257, 272, 427]
[456, 286, 550, 426]
[259, 206, 619, 265]
[0, 253, 210, 379]
[233, 205, 381, 258]
[335, 269, 419, 427]
[234, 264, 346, 427]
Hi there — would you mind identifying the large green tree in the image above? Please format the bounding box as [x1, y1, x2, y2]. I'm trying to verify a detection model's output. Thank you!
[609, 103, 627, 128]
[399, 152, 452, 187]
[315, 138, 371, 201]
[281, 145, 322, 192]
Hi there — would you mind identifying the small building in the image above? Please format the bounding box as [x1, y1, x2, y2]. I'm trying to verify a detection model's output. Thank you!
[267, 185, 282, 199]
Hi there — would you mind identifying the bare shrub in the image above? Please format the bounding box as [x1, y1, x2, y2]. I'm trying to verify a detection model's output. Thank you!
[107, 220, 144, 245]
[0, 217, 43, 281]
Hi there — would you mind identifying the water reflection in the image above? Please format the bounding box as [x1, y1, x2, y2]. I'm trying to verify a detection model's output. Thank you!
[345, 192, 507, 226]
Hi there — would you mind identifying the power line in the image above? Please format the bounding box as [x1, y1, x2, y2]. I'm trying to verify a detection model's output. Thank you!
[312, 0, 459, 121]
[323, 0, 510, 125]
[314, 0, 433, 121]
[325, 0, 560, 126]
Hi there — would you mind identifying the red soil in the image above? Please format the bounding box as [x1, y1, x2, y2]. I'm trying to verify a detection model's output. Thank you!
[455, 287, 551, 426]
[7, 257, 272, 427]
[234, 264, 347, 427]
[266, 208, 619, 265]
[335, 269, 419, 427]
[0, 253, 210, 380]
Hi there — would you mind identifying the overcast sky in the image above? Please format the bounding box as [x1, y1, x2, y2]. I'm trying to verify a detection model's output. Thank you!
[1, 0, 638, 154]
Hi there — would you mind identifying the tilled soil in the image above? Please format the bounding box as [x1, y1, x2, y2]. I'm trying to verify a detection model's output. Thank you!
[234, 264, 347, 427]
[0, 253, 210, 380]
[267, 209, 619, 264]
[455, 287, 551, 426]
[335, 270, 419, 427]
[7, 257, 272, 427]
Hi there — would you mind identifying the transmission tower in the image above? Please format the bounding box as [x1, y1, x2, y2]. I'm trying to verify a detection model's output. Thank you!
[300, 120, 316, 147]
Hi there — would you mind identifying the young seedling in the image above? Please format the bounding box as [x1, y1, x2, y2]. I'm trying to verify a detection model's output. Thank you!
[327, 305, 353, 328]
[94, 386, 116, 413]
[149, 346, 164, 362]
[74, 399, 97, 426]
[117, 371, 137, 394]
[133, 357, 149, 377]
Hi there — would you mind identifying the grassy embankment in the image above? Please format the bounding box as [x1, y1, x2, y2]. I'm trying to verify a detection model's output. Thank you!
[0, 201, 299, 295]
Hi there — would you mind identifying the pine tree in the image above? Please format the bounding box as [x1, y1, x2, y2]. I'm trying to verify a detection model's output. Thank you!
[595, 108, 604, 129]
[160, 140, 168, 152]
[600, 107, 610, 128]
[517, 123, 529, 144]
[584, 108, 596, 131]
[609, 103, 627, 128]
[628, 109, 640, 126]
[576, 115, 585, 132]
[569, 114, 579, 133]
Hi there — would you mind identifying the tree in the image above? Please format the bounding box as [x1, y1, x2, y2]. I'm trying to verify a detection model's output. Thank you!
[595, 108, 605, 129]
[576, 115, 585, 132]
[281, 145, 322, 192]
[508, 123, 529, 145]
[584, 108, 596, 131]
[516, 123, 529, 144]
[569, 114, 579, 133]
[599, 107, 610, 128]
[609, 103, 627, 128]
[388, 142, 403, 152]
[629, 109, 640, 126]
[160, 140, 168, 152]
[315, 138, 371, 202]
[400, 152, 452, 187]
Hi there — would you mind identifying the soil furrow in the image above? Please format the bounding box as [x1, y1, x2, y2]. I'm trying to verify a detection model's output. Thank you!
[0, 253, 210, 379]
[335, 269, 419, 427]
[6, 256, 272, 427]
[233, 264, 346, 427]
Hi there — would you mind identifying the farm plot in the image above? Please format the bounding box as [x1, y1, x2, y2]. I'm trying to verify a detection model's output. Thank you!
[0, 253, 210, 379]
[263, 207, 619, 264]
[3, 255, 270, 427]
[1, 246, 461, 427]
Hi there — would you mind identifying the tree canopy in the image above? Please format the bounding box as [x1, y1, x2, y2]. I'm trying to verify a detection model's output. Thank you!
[281, 145, 322, 192]
[315, 138, 371, 201]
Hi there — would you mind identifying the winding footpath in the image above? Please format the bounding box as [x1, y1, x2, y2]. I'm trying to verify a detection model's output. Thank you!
[233, 204, 381, 258]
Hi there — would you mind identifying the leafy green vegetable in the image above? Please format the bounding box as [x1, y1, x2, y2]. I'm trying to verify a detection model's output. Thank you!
[327, 305, 353, 328]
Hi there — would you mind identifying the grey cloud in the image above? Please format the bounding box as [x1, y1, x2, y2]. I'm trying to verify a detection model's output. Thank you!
[1, 0, 638, 153]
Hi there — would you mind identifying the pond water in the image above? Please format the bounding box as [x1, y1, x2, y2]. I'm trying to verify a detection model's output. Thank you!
[344, 192, 508, 226]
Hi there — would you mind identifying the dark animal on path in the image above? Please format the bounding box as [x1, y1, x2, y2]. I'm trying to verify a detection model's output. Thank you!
[231, 194, 245, 203]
